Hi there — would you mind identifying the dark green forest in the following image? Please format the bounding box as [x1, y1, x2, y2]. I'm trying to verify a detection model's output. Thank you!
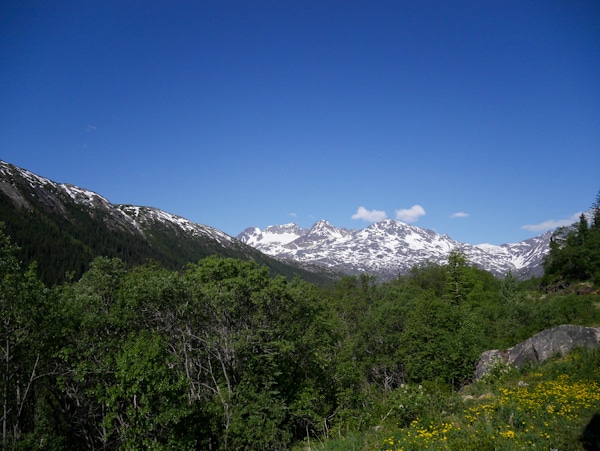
[1, 192, 600, 449]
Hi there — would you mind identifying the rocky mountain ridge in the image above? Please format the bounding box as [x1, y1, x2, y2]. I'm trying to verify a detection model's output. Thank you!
[0, 160, 337, 285]
[238, 219, 552, 279]
[0, 160, 237, 245]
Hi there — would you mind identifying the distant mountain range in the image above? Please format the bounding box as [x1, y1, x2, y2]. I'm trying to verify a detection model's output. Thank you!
[0, 160, 551, 285]
[238, 219, 552, 280]
[0, 160, 337, 286]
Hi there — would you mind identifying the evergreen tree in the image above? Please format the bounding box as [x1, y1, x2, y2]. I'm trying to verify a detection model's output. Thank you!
[542, 190, 600, 286]
[445, 250, 469, 304]
[592, 189, 600, 231]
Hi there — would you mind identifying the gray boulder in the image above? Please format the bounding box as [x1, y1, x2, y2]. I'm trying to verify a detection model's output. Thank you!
[474, 349, 508, 379]
[475, 324, 600, 379]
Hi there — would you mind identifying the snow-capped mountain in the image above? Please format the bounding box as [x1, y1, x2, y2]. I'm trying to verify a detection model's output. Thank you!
[0, 160, 338, 286]
[0, 160, 234, 246]
[238, 219, 553, 279]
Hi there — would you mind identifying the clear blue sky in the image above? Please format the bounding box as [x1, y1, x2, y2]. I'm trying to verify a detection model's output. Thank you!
[1, 1, 599, 245]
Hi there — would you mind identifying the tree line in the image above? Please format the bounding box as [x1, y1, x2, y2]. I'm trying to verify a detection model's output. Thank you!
[542, 190, 600, 287]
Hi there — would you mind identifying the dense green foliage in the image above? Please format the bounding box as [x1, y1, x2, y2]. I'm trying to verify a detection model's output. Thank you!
[1, 187, 600, 449]
[542, 190, 600, 287]
[372, 347, 600, 450]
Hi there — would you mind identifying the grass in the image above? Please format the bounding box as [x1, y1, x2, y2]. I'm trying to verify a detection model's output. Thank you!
[303, 347, 600, 450]
[382, 375, 600, 450]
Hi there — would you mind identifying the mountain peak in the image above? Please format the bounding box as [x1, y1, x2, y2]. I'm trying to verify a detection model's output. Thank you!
[307, 220, 349, 240]
[237, 223, 307, 248]
[264, 223, 304, 234]
[238, 219, 551, 280]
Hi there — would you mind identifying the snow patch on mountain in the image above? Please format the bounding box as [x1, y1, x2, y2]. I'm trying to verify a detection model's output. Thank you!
[238, 219, 552, 279]
[118, 205, 234, 245]
[0, 160, 235, 248]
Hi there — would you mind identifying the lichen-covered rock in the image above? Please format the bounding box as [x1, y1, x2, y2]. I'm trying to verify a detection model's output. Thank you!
[474, 349, 507, 380]
[475, 324, 600, 379]
[509, 324, 600, 367]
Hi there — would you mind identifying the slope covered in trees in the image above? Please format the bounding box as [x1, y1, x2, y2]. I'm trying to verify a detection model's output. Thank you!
[542, 190, 600, 288]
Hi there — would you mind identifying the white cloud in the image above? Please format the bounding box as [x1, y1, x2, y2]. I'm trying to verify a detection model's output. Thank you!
[395, 205, 426, 223]
[289, 212, 297, 218]
[521, 213, 581, 232]
[451, 212, 470, 218]
[352, 206, 388, 222]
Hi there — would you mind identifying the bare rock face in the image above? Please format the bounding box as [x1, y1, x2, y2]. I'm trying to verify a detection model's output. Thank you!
[475, 325, 600, 379]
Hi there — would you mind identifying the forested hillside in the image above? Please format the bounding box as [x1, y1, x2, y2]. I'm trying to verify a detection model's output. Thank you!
[0, 161, 337, 287]
[1, 192, 599, 449]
